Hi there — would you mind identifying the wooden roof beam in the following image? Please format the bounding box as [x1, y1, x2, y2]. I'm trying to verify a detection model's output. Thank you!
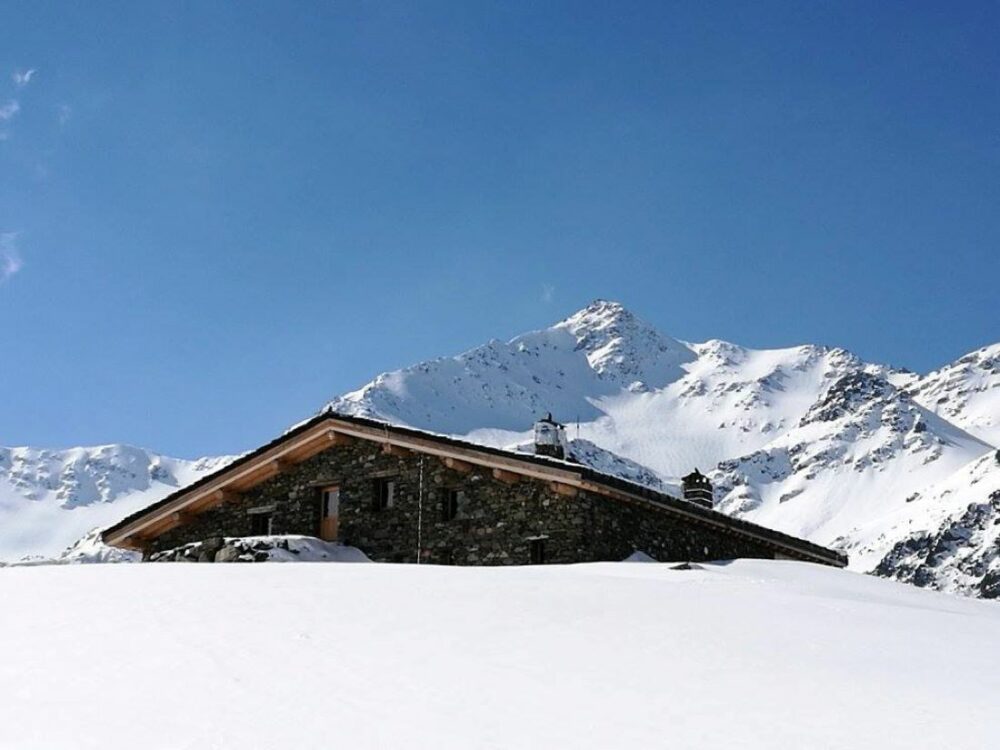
[549, 481, 578, 497]
[286, 430, 355, 462]
[185, 488, 241, 513]
[444, 457, 474, 474]
[121, 535, 146, 551]
[214, 489, 241, 504]
[328, 430, 355, 446]
[383, 443, 413, 457]
[229, 463, 279, 491]
[492, 468, 521, 484]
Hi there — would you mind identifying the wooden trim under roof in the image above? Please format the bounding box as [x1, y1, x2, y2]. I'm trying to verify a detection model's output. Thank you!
[101, 411, 847, 567]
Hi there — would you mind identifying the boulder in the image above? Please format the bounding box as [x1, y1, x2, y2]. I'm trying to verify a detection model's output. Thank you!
[215, 545, 243, 563]
[201, 537, 225, 554]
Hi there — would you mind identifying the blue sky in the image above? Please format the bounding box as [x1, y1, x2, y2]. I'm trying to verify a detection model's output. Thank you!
[1, 1, 998, 457]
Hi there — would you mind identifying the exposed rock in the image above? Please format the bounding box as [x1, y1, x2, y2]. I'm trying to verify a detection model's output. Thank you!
[151, 535, 370, 564]
[214, 545, 244, 563]
[875, 486, 1000, 598]
[202, 536, 225, 554]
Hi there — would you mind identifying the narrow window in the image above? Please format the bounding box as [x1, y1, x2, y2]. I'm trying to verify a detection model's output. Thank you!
[321, 487, 340, 518]
[373, 478, 396, 511]
[319, 486, 340, 541]
[249, 512, 273, 536]
[441, 488, 462, 522]
[529, 538, 547, 565]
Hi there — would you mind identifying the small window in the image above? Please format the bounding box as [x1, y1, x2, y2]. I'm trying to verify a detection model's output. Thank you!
[529, 538, 547, 565]
[249, 512, 273, 536]
[441, 488, 463, 522]
[373, 478, 396, 511]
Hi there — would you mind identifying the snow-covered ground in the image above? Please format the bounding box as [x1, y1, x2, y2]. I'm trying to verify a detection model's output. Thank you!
[0, 559, 997, 749]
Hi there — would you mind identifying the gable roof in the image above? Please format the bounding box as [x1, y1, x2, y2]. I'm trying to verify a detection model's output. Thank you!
[102, 410, 848, 567]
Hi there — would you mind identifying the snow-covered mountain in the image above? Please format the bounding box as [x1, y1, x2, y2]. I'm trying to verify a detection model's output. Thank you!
[874, 451, 1000, 598]
[712, 370, 991, 570]
[328, 303, 882, 477]
[0, 445, 232, 561]
[904, 343, 1000, 446]
[329, 300, 999, 594]
[3, 299, 997, 599]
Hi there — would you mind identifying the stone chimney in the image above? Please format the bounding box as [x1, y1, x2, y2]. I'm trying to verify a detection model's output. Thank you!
[682, 469, 714, 507]
[533, 413, 567, 460]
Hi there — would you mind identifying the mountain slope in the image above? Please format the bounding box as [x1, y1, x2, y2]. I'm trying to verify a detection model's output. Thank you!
[328, 300, 697, 439]
[0, 445, 232, 561]
[329, 301, 905, 479]
[712, 370, 991, 569]
[874, 450, 1000, 598]
[906, 343, 1000, 446]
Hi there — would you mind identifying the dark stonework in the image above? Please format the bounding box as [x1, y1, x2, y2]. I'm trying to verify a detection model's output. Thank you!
[148, 439, 794, 565]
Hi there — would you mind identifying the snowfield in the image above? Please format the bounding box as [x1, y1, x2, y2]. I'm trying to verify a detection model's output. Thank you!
[1, 560, 998, 749]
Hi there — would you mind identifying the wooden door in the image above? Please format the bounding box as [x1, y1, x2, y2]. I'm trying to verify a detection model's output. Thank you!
[320, 486, 340, 541]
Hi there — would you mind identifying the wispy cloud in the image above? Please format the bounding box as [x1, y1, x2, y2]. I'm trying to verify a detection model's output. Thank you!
[12, 69, 36, 88]
[0, 233, 24, 284]
[57, 104, 72, 125]
[0, 100, 20, 121]
[541, 283, 555, 304]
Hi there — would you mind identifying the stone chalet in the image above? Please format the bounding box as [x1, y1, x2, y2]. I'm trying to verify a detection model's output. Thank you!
[102, 411, 847, 568]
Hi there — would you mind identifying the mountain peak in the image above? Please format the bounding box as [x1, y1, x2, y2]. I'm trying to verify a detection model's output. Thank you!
[558, 299, 633, 329]
[553, 300, 693, 385]
[584, 298, 628, 313]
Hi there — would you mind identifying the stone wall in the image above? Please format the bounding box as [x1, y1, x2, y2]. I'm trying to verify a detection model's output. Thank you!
[148, 439, 784, 565]
[585, 493, 780, 562]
